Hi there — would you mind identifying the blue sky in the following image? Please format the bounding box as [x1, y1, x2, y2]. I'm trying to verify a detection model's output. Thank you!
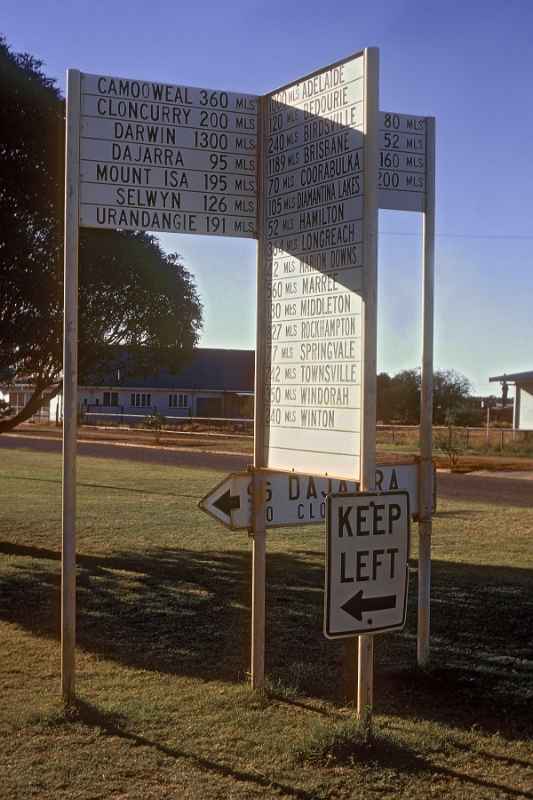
[3, 0, 533, 394]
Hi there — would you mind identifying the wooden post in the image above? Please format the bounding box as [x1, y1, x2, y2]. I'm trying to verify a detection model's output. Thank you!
[357, 635, 374, 725]
[250, 470, 266, 689]
[250, 95, 267, 691]
[342, 638, 358, 704]
[62, 69, 81, 704]
[356, 46, 379, 719]
[417, 117, 436, 669]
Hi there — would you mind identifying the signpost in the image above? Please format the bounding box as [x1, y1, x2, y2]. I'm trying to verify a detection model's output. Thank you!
[63, 70, 260, 702]
[200, 462, 432, 529]
[325, 491, 410, 637]
[61, 50, 436, 714]
[78, 73, 259, 238]
[260, 52, 370, 480]
[374, 109, 436, 667]
[378, 112, 427, 212]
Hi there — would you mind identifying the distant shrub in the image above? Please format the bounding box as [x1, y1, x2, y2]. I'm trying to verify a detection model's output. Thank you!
[144, 411, 166, 443]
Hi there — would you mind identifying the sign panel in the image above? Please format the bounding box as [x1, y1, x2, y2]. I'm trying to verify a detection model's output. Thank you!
[78, 73, 259, 238]
[260, 53, 369, 480]
[325, 491, 410, 637]
[378, 111, 428, 212]
[200, 462, 429, 530]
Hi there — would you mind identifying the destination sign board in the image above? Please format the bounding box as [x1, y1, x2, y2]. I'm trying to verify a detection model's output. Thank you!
[378, 111, 427, 212]
[260, 53, 369, 480]
[325, 491, 410, 637]
[199, 462, 432, 530]
[78, 73, 259, 238]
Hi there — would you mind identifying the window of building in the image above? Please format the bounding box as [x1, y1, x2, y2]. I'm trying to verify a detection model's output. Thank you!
[169, 393, 189, 409]
[130, 393, 151, 408]
[103, 391, 118, 407]
[9, 391, 25, 413]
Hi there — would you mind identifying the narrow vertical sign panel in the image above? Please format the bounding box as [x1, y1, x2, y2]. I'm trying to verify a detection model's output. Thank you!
[378, 111, 428, 212]
[78, 73, 259, 238]
[260, 54, 367, 479]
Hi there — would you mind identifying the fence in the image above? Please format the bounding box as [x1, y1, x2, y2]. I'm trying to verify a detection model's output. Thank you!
[377, 424, 533, 453]
[82, 409, 254, 435]
[78, 413, 533, 452]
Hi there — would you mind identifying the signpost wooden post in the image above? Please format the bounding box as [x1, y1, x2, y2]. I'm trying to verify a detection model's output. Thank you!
[251, 96, 267, 690]
[62, 68, 81, 704]
[418, 117, 436, 667]
[356, 46, 379, 721]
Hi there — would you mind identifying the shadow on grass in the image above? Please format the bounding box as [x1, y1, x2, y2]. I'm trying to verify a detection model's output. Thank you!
[0, 540, 532, 741]
[0, 473, 202, 500]
[67, 699, 315, 800]
[294, 718, 533, 798]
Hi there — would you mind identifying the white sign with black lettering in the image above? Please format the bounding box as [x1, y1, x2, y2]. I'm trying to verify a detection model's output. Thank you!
[261, 53, 368, 479]
[325, 491, 410, 637]
[378, 111, 428, 212]
[78, 73, 258, 238]
[199, 462, 430, 529]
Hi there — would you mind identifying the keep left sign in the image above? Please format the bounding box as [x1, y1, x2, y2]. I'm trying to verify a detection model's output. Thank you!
[324, 491, 410, 638]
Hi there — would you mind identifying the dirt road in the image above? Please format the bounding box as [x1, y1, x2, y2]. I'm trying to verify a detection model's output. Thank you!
[1, 432, 532, 507]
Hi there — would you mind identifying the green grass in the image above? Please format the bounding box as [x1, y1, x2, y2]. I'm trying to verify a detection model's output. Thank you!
[0, 447, 532, 799]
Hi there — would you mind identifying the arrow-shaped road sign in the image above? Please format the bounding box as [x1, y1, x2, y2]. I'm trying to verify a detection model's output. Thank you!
[213, 488, 241, 517]
[199, 463, 434, 531]
[199, 474, 248, 528]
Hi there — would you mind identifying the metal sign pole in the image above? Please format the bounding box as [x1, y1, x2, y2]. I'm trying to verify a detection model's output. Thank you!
[62, 69, 81, 703]
[251, 95, 268, 690]
[357, 47, 379, 721]
[250, 470, 266, 688]
[417, 117, 436, 668]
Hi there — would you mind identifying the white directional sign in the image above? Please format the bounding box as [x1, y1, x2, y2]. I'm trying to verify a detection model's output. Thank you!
[78, 73, 258, 238]
[378, 111, 429, 212]
[200, 462, 430, 530]
[260, 52, 371, 480]
[325, 491, 410, 638]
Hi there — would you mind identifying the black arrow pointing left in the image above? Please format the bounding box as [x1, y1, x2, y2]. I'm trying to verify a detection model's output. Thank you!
[214, 488, 240, 517]
[341, 590, 396, 621]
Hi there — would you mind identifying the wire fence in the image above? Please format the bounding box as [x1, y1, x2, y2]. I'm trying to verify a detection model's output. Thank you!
[377, 424, 533, 454]
[82, 410, 254, 436]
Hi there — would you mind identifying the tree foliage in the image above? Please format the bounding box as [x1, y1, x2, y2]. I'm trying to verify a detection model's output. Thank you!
[377, 368, 472, 425]
[0, 37, 202, 431]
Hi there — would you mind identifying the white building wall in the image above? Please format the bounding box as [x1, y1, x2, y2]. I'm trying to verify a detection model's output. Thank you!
[517, 382, 533, 430]
[78, 387, 225, 421]
[1, 387, 53, 422]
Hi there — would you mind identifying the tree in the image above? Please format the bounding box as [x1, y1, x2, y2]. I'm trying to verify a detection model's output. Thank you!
[377, 369, 420, 424]
[376, 372, 392, 422]
[0, 38, 202, 432]
[376, 367, 472, 425]
[432, 369, 471, 425]
[388, 369, 420, 424]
